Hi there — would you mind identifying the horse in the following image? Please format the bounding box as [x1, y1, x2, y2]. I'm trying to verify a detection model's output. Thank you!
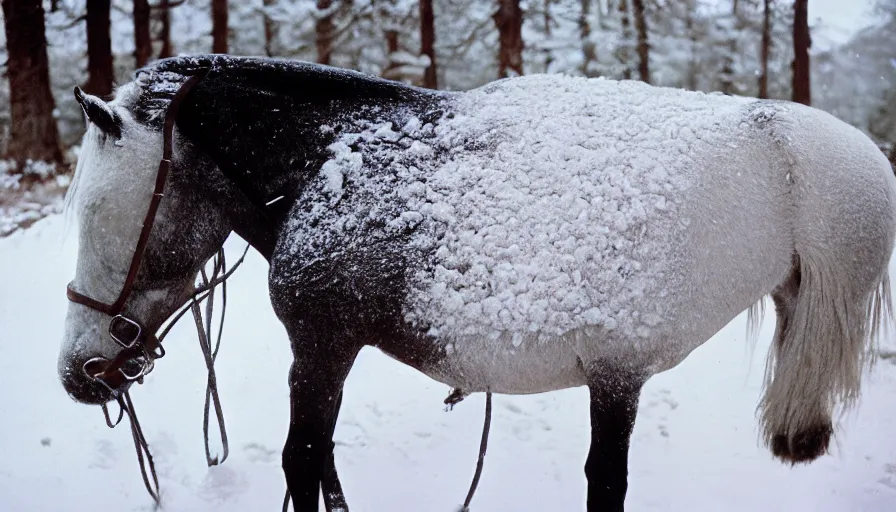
[58, 55, 896, 511]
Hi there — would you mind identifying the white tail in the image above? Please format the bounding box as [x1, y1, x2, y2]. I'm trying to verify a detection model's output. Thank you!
[757, 105, 896, 463]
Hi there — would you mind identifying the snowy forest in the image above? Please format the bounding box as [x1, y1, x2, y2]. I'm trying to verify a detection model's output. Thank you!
[0, 0, 895, 176]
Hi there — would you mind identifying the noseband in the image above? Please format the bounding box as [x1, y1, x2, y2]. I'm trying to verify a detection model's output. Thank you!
[66, 72, 207, 392]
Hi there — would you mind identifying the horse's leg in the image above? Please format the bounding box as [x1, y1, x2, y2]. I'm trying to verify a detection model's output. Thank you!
[321, 390, 348, 512]
[584, 360, 645, 512]
[283, 343, 359, 512]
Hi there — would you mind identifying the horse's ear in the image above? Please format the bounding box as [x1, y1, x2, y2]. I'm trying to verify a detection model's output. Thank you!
[73, 87, 122, 138]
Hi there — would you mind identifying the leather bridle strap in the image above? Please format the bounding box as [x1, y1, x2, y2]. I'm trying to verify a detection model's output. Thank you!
[66, 71, 208, 315]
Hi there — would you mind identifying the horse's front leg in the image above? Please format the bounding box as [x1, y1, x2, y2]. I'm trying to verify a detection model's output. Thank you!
[584, 360, 645, 512]
[321, 390, 348, 511]
[283, 342, 359, 512]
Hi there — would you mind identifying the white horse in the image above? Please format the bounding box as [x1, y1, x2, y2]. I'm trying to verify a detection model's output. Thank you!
[59, 56, 896, 511]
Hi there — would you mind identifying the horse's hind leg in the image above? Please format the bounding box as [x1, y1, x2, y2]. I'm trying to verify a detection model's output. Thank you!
[584, 360, 646, 512]
[283, 340, 360, 512]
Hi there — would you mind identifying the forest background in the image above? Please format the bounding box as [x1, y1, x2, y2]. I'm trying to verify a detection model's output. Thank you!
[0, 0, 894, 236]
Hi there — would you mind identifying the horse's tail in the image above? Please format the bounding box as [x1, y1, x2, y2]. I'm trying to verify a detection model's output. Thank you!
[758, 105, 896, 464]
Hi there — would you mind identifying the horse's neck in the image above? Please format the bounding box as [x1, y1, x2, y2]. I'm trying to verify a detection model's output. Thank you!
[178, 83, 439, 256]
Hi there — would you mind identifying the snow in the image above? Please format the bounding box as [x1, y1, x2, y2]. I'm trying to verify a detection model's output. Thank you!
[301, 75, 761, 348]
[2, 213, 896, 511]
[401, 76, 758, 343]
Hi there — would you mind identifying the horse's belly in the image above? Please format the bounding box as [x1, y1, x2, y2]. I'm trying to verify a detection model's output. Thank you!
[420, 334, 589, 394]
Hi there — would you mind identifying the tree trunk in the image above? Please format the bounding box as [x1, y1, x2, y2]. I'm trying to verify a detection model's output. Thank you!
[382, 29, 400, 79]
[580, 0, 597, 77]
[631, 0, 649, 83]
[543, 0, 553, 71]
[721, 0, 738, 95]
[158, 0, 173, 59]
[83, 0, 114, 98]
[685, 0, 697, 90]
[493, 0, 524, 78]
[1, 0, 63, 166]
[211, 0, 228, 54]
[618, 0, 631, 80]
[316, 0, 335, 65]
[263, 0, 276, 57]
[419, 0, 438, 88]
[134, 0, 151, 68]
[792, 0, 811, 105]
[759, 0, 772, 98]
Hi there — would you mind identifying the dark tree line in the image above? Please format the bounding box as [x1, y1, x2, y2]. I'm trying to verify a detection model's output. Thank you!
[0, 0, 827, 171]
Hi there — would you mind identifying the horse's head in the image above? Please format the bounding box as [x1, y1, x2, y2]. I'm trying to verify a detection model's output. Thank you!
[60, 82, 230, 404]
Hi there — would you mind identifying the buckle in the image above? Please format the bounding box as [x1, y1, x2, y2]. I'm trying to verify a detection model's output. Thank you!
[109, 315, 143, 349]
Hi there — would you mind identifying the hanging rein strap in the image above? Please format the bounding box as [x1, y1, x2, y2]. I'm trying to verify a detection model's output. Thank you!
[461, 391, 492, 512]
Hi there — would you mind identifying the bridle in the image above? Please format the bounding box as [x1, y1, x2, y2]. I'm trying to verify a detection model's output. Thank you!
[66, 72, 206, 392]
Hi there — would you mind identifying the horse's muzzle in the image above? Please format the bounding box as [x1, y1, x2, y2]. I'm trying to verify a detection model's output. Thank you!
[60, 355, 143, 404]
[60, 359, 118, 404]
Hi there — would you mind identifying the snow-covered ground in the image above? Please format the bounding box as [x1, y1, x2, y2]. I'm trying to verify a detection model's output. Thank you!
[2, 214, 896, 511]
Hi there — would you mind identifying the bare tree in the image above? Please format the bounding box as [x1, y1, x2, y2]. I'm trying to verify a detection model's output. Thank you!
[618, 0, 632, 79]
[420, 0, 438, 88]
[316, 0, 335, 64]
[83, 0, 114, 97]
[211, 0, 228, 53]
[543, 0, 554, 71]
[684, 0, 698, 90]
[263, 0, 276, 57]
[1, 0, 63, 166]
[494, 0, 524, 78]
[134, 0, 151, 68]
[580, 0, 598, 77]
[631, 0, 649, 83]
[382, 23, 400, 79]
[792, 0, 811, 105]
[720, 0, 739, 94]
[759, 0, 772, 98]
[157, 0, 173, 59]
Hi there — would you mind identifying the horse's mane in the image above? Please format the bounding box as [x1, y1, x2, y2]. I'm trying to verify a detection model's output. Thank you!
[123, 55, 439, 129]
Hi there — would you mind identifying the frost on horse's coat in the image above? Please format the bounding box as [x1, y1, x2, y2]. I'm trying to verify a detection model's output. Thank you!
[284, 74, 807, 392]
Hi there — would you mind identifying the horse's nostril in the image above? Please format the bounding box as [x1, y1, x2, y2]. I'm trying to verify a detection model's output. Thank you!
[60, 361, 116, 405]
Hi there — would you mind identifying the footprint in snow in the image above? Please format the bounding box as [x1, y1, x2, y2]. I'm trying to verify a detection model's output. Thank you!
[88, 439, 116, 470]
[878, 463, 896, 491]
[199, 465, 249, 502]
[502, 401, 525, 415]
[244, 442, 278, 464]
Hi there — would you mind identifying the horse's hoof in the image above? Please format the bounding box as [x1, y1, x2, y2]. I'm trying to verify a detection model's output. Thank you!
[771, 423, 832, 464]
